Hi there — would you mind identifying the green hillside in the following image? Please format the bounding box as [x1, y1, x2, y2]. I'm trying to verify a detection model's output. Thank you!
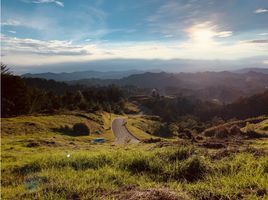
[2, 113, 268, 199]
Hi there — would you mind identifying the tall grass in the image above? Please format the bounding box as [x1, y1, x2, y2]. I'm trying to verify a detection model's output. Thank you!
[2, 147, 268, 199]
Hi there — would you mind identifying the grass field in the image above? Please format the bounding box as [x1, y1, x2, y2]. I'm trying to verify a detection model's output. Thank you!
[1, 113, 268, 199]
[125, 115, 162, 140]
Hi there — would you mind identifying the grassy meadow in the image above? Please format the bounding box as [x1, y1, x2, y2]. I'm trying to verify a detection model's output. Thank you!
[1, 112, 268, 199]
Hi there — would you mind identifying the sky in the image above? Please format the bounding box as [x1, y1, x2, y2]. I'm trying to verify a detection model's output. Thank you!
[1, 0, 268, 73]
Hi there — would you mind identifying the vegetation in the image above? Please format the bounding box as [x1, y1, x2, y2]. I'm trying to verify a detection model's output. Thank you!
[72, 123, 90, 136]
[1, 63, 268, 199]
[142, 92, 268, 123]
[1, 111, 267, 199]
[126, 115, 162, 140]
[1, 64, 31, 117]
[1, 64, 125, 117]
[2, 137, 268, 199]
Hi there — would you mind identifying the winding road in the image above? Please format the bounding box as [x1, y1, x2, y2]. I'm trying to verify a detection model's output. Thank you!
[111, 118, 140, 144]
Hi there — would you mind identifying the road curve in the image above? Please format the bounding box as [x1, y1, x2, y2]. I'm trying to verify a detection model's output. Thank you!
[111, 118, 139, 144]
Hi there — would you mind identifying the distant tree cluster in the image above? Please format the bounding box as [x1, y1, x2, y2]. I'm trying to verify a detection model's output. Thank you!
[142, 92, 268, 123]
[1, 64, 125, 117]
[221, 92, 268, 119]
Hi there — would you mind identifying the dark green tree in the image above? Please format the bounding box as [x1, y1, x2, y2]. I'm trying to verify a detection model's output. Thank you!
[1, 64, 30, 117]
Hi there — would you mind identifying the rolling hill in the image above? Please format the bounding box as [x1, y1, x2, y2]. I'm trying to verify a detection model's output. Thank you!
[22, 70, 144, 81]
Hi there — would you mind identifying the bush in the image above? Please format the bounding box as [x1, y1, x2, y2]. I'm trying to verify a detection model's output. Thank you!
[179, 129, 193, 139]
[73, 123, 90, 136]
[126, 157, 151, 173]
[229, 125, 242, 135]
[178, 157, 207, 181]
[244, 122, 265, 138]
[163, 147, 193, 162]
[203, 128, 215, 137]
[214, 127, 229, 138]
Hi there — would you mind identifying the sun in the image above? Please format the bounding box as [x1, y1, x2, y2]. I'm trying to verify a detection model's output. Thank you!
[186, 23, 218, 48]
[192, 29, 215, 43]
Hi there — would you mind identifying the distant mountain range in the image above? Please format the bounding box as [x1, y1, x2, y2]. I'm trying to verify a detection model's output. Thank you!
[22, 67, 267, 81]
[22, 68, 268, 103]
[67, 70, 268, 103]
[22, 70, 146, 81]
[233, 68, 268, 74]
[69, 70, 268, 90]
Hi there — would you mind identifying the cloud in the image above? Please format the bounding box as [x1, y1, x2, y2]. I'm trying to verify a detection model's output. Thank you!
[36, 49, 89, 56]
[32, 0, 64, 7]
[247, 39, 268, 43]
[1, 19, 21, 26]
[185, 22, 232, 47]
[147, 1, 234, 39]
[1, 17, 56, 32]
[2, 3, 109, 41]
[258, 33, 268, 36]
[164, 34, 174, 38]
[255, 8, 268, 14]
[54, 1, 64, 7]
[2, 33, 268, 68]
[147, 0, 268, 37]
[216, 31, 233, 38]
[1, 35, 90, 57]
[8, 30, 16, 34]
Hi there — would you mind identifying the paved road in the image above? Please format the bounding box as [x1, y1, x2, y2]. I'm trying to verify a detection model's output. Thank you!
[111, 118, 140, 144]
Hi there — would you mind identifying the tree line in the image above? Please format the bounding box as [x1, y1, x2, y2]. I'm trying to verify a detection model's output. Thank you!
[1, 64, 125, 117]
[142, 91, 268, 122]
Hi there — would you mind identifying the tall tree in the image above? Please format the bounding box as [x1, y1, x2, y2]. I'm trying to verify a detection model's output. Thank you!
[1, 64, 30, 117]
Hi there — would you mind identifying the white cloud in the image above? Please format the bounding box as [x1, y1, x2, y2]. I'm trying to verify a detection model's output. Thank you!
[258, 33, 268, 36]
[8, 30, 17, 34]
[1, 35, 90, 57]
[55, 1, 64, 7]
[32, 0, 64, 7]
[1, 17, 56, 32]
[1, 34, 268, 67]
[1, 19, 21, 26]
[1, 5, 108, 41]
[255, 8, 268, 14]
[164, 34, 174, 38]
[216, 31, 233, 38]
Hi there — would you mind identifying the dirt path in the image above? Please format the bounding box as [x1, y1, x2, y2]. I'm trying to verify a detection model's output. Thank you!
[111, 118, 140, 144]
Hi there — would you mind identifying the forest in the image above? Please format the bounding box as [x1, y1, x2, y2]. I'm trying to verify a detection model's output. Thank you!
[1, 64, 125, 117]
[142, 91, 268, 122]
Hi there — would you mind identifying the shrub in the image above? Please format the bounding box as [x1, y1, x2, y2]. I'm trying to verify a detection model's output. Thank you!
[262, 124, 268, 131]
[178, 157, 207, 181]
[203, 128, 215, 137]
[73, 123, 90, 136]
[162, 147, 193, 162]
[126, 157, 151, 173]
[214, 127, 229, 138]
[244, 122, 266, 138]
[229, 125, 242, 135]
[122, 155, 162, 174]
[181, 129, 193, 139]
